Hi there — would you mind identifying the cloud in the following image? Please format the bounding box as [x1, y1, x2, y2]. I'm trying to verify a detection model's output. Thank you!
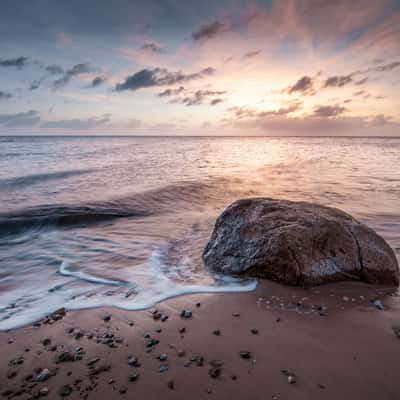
[243, 50, 261, 59]
[0, 110, 40, 127]
[375, 61, 400, 72]
[115, 67, 215, 92]
[287, 76, 315, 95]
[89, 76, 107, 88]
[41, 114, 111, 130]
[0, 91, 12, 100]
[192, 20, 229, 42]
[46, 64, 64, 75]
[53, 63, 92, 89]
[158, 86, 185, 97]
[141, 42, 163, 53]
[323, 75, 353, 88]
[174, 89, 227, 106]
[355, 77, 368, 85]
[312, 105, 347, 118]
[230, 102, 302, 119]
[0, 56, 29, 68]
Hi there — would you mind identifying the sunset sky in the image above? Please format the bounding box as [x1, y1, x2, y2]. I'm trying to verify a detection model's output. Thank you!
[0, 0, 399, 136]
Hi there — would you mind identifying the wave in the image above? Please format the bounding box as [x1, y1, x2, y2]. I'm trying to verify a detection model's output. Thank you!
[0, 169, 93, 190]
[0, 180, 227, 237]
[59, 261, 125, 286]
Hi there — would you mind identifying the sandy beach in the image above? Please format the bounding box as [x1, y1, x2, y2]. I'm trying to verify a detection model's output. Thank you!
[1, 280, 400, 400]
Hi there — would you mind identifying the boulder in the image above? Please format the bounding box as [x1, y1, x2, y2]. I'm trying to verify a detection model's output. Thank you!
[203, 198, 399, 286]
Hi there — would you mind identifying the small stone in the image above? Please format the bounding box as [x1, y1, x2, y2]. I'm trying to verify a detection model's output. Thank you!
[393, 326, 400, 338]
[158, 353, 168, 362]
[342, 296, 349, 302]
[41, 338, 51, 346]
[119, 387, 127, 394]
[7, 338, 14, 344]
[276, 317, 281, 323]
[129, 373, 139, 382]
[213, 329, 221, 336]
[34, 368, 51, 382]
[58, 384, 72, 397]
[127, 356, 140, 367]
[209, 367, 221, 378]
[87, 358, 100, 366]
[167, 380, 175, 390]
[39, 387, 49, 396]
[232, 312, 240, 317]
[180, 310, 192, 319]
[288, 375, 296, 384]
[102, 313, 111, 322]
[177, 350, 186, 357]
[161, 314, 168, 322]
[239, 351, 251, 359]
[159, 364, 169, 373]
[179, 327, 186, 334]
[196, 302, 201, 308]
[251, 329, 259, 335]
[231, 375, 237, 380]
[372, 299, 384, 310]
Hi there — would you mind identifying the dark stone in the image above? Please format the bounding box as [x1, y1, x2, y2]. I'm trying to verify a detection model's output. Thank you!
[203, 198, 399, 286]
[239, 351, 251, 359]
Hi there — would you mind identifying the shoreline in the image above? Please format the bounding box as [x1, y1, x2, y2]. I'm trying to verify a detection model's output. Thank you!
[1, 280, 400, 399]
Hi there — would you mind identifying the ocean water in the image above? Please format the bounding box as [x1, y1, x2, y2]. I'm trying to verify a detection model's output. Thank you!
[0, 136, 399, 330]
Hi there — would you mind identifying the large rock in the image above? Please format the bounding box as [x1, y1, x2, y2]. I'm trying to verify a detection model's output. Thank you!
[203, 198, 399, 286]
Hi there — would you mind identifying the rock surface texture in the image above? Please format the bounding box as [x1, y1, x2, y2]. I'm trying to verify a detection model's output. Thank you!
[203, 198, 399, 286]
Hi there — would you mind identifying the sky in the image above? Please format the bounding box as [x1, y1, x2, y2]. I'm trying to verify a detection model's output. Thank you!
[0, 0, 399, 136]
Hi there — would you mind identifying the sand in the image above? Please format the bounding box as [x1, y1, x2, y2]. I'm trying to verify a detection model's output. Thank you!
[1, 280, 400, 399]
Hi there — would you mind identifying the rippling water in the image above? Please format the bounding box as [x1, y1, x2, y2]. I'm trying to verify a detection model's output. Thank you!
[0, 136, 399, 330]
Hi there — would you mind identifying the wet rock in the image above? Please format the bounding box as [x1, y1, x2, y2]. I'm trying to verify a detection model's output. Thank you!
[203, 198, 399, 286]
[180, 310, 192, 319]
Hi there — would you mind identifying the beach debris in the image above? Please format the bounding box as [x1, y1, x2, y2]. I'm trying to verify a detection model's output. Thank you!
[180, 310, 192, 319]
[372, 299, 384, 310]
[167, 380, 175, 390]
[129, 373, 140, 382]
[58, 384, 72, 397]
[239, 351, 251, 359]
[159, 364, 169, 373]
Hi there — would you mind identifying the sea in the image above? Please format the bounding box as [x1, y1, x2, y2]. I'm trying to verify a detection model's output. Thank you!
[0, 136, 399, 330]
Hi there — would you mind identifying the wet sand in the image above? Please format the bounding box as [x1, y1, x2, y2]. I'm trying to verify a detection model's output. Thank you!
[1, 280, 400, 400]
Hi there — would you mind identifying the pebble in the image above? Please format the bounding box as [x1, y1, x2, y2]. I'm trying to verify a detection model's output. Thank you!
[251, 329, 259, 335]
[209, 367, 221, 378]
[41, 338, 51, 346]
[102, 313, 111, 322]
[288, 375, 296, 384]
[159, 364, 169, 373]
[372, 299, 384, 310]
[39, 387, 49, 396]
[213, 329, 221, 336]
[34, 368, 51, 382]
[158, 353, 168, 361]
[393, 326, 400, 338]
[58, 384, 72, 397]
[127, 356, 140, 367]
[232, 312, 240, 317]
[239, 351, 251, 359]
[167, 380, 175, 390]
[7, 338, 14, 344]
[180, 310, 192, 319]
[129, 373, 140, 382]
